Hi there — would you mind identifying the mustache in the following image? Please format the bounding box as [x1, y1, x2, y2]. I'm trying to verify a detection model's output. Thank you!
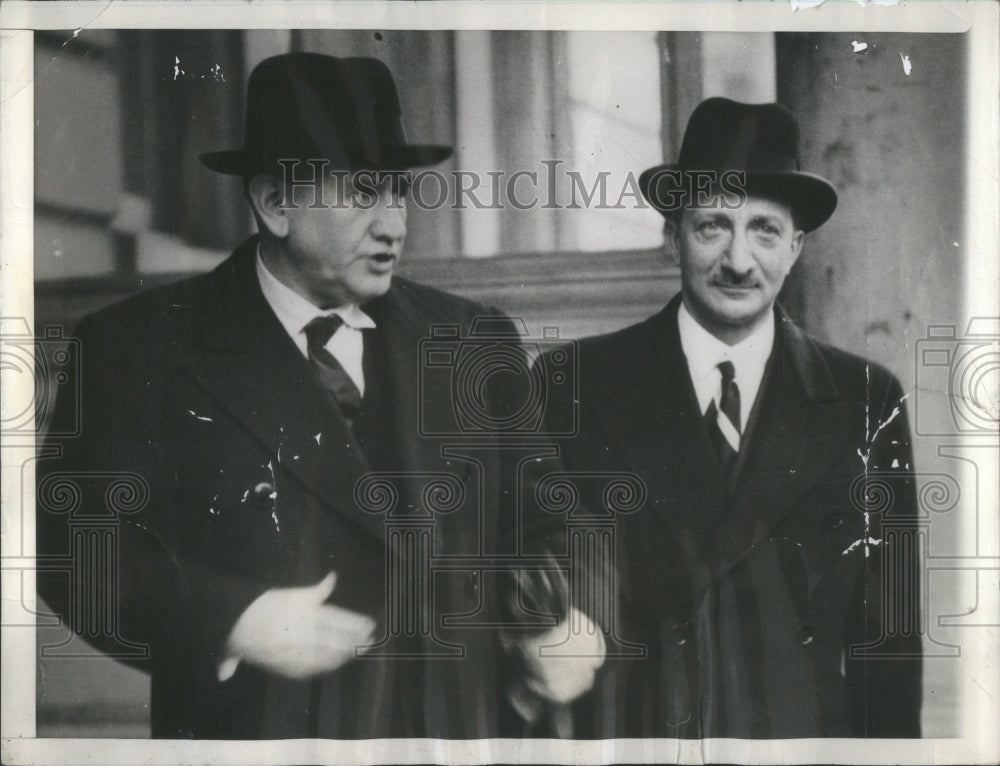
[711, 270, 760, 288]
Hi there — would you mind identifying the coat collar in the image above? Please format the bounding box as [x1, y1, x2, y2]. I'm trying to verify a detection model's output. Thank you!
[194, 236, 283, 352]
[709, 312, 855, 576]
[606, 294, 840, 403]
[585, 295, 727, 540]
[777, 308, 840, 404]
[586, 293, 853, 572]
[179, 238, 393, 542]
[181, 238, 466, 543]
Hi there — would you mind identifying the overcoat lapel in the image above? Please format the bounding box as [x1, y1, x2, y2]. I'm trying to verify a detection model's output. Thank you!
[177, 238, 385, 543]
[707, 312, 855, 576]
[364, 286, 439, 486]
[586, 296, 857, 592]
[362, 283, 479, 549]
[585, 296, 728, 542]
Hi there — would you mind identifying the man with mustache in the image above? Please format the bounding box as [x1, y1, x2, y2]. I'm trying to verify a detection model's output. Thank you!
[544, 98, 923, 738]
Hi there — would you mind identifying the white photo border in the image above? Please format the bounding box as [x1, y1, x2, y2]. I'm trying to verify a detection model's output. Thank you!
[2, 1, 998, 764]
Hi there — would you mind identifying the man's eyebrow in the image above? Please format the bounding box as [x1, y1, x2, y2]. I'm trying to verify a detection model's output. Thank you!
[749, 213, 784, 226]
[689, 209, 731, 221]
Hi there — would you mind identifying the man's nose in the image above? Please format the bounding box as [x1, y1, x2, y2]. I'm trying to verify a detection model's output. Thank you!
[723, 229, 754, 274]
[370, 194, 407, 244]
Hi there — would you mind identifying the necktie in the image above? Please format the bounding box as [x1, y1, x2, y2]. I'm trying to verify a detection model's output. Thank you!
[304, 315, 363, 425]
[705, 360, 741, 473]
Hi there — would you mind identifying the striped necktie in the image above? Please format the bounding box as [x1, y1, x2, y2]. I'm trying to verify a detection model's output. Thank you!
[304, 315, 363, 426]
[705, 360, 741, 473]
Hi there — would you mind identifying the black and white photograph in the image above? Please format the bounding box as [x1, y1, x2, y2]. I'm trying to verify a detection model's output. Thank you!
[1, 2, 998, 764]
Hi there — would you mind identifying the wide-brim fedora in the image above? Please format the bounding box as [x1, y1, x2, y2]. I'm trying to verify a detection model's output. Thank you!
[639, 97, 837, 233]
[200, 53, 452, 177]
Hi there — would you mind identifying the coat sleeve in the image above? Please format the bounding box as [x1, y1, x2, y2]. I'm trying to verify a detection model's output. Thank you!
[845, 370, 923, 737]
[484, 335, 615, 634]
[466, 315, 613, 736]
[35, 312, 270, 674]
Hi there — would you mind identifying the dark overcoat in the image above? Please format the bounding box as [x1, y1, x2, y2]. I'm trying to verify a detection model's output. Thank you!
[546, 295, 923, 739]
[37, 237, 559, 739]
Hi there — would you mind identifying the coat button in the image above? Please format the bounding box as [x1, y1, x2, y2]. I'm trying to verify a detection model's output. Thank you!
[800, 625, 815, 645]
[252, 481, 276, 506]
[825, 511, 844, 530]
[672, 623, 688, 646]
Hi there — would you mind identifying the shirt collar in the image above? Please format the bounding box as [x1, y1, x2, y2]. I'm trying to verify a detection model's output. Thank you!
[677, 300, 775, 387]
[255, 247, 376, 338]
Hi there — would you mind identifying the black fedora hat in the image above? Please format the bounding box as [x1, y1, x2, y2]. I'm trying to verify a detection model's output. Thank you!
[639, 97, 837, 232]
[200, 53, 452, 177]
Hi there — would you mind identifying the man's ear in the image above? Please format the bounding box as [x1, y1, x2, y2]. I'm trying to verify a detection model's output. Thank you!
[788, 229, 805, 268]
[247, 174, 289, 238]
[660, 215, 681, 264]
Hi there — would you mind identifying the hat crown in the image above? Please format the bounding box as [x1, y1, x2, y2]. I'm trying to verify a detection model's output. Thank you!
[676, 97, 801, 175]
[638, 96, 837, 232]
[200, 53, 451, 177]
[243, 53, 404, 173]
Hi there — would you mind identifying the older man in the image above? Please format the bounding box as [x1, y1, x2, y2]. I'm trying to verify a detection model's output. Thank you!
[37, 53, 603, 739]
[545, 98, 923, 738]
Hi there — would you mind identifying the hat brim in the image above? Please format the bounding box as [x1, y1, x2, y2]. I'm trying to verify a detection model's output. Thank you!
[639, 164, 837, 233]
[199, 144, 454, 177]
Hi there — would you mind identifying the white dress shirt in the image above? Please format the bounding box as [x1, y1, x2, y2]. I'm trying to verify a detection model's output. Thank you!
[677, 302, 775, 431]
[255, 252, 374, 395]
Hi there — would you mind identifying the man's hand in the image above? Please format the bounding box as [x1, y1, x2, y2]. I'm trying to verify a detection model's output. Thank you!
[218, 572, 376, 682]
[508, 607, 606, 705]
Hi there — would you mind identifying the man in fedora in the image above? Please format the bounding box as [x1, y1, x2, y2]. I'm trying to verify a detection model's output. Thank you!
[37, 53, 604, 739]
[543, 98, 923, 738]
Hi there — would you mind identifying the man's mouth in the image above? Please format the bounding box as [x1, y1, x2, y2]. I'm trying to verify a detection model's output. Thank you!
[367, 252, 397, 271]
[712, 281, 757, 292]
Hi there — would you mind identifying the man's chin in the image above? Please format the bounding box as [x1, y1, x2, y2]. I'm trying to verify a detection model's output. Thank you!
[351, 274, 394, 304]
[708, 294, 764, 323]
